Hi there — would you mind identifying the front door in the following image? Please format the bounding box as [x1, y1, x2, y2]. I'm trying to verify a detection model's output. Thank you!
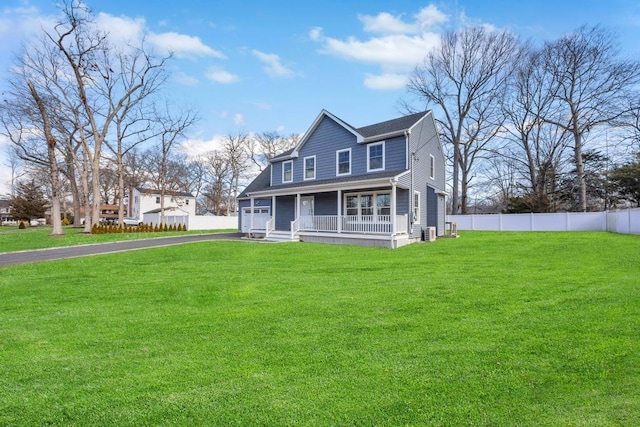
[300, 196, 314, 229]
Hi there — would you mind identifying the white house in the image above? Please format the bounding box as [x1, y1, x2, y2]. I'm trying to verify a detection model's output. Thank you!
[128, 187, 196, 225]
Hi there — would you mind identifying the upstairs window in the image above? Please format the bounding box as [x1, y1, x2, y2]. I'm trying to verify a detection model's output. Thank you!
[429, 154, 435, 180]
[336, 149, 351, 176]
[367, 141, 385, 172]
[155, 196, 160, 204]
[282, 160, 293, 183]
[304, 156, 316, 180]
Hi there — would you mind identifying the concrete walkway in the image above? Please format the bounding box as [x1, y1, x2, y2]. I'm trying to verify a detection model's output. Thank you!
[0, 232, 244, 267]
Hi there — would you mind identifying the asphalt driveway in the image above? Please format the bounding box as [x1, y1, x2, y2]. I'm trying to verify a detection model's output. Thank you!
[0, 232, 244, 267]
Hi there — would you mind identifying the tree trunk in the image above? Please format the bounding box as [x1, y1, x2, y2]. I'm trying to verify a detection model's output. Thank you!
[27, 81, 64, 236]
[573, 130, 587, 211]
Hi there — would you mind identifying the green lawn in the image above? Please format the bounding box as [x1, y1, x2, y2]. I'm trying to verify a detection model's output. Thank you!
[0, 232, 638, 425]
[0, 225, 236, 253]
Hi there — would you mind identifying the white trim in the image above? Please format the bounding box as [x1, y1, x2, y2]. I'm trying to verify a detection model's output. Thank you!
[367, 141, 385, 172]
[413, 191, 421, 224]
[343, 190, 391, 218]
[336, 148, 351, 176]
[282, 160, 293, 183]
[303, 155, 316, 181]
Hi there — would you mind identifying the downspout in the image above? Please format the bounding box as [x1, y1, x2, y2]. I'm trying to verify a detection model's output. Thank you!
[408, 130, 414, 236]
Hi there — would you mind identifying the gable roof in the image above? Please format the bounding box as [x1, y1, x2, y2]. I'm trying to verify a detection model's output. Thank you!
[270, 110, 430, 161]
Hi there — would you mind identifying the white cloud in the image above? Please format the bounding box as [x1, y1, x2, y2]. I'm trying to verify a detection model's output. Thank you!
[180, 134, 226, 157]
[364, 73, 408, 90]
[311, 4, 449, 90]
[252, 50, 294, 78]
[147, 31, 225, 59]
[359, 12, 416, 35]
[96, 12, 145, 47]
[173, 71, 199, 86]
[234, 113, 245, 126]
[205, 67, 239, 84]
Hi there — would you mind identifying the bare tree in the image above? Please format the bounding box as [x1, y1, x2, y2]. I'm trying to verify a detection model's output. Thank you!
[223, 133, 250, 215]
[540, 25, 640, 211]
[501, 46, 572, 211]
[246, 131, 299, 172]
[204, 150, 231, 215]
[407, 27, 523, 214]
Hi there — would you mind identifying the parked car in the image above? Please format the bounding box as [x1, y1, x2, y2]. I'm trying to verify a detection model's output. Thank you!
[123, 217, 143, 226]
[99, 217, 117, 225]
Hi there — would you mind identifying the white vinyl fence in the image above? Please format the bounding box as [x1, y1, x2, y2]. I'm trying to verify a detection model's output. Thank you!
[447, 208, 640, 235]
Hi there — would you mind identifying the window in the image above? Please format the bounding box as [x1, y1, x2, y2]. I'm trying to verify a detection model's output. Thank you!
[185, 199, 189, 205]
[336, 149, 351, 176]
[376, 194, 391, 216]
[360, 195, 373, 216]
[367, 142, 385, 172]
[429, 154, 435, 180]
[346, 195, 359, 216]
[413, 191, 420, 224]
[282, 160, 293, 183]
[344, 192, 391, 218]
[155, 196, 160, 204]
[304, 156, 316, 180]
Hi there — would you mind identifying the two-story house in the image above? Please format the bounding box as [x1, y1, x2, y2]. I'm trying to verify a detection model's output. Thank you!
[128, 187, 196, 224]
[237, 109, 447, 248]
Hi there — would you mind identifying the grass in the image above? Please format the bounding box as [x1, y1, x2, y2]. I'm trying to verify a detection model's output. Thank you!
[0, 225, 236, 253]
[0, 231, 638, 425]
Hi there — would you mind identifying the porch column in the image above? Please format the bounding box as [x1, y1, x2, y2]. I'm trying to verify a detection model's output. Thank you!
[391, 182, 397, 235]
[250, 196, 254, 230]
[272, 195, 276, 227]
[337, 189, 342, 234]
[296, 193, 301, 219]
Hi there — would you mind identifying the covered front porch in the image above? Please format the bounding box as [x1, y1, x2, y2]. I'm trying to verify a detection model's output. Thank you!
[243, 178, 413, 248]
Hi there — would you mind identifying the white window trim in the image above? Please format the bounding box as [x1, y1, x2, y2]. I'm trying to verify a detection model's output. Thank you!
[343, 191, 391, 217]
[367, 141, 385, 172]
[303, 155, 316, 181]
[413, 191, 421, 224]
[282, 160, 293, 183]
[429, 154, 435, 180]
[336, 148, 351, 177]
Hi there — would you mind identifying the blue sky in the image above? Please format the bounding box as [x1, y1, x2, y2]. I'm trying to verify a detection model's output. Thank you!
[1, 0, 639, 195]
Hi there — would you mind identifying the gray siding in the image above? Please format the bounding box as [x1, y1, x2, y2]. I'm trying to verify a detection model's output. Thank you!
[275, 196, 295, 230]
[313, 192, 338, 215]
[272, 116, 409, 187]
[398, 112, 446, 238]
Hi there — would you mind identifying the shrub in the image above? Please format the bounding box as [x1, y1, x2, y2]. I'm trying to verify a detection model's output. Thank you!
[18, 221, 26, 229]
[61, 218, 70, 226]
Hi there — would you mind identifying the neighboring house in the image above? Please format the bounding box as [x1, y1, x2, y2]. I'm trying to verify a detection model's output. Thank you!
[238, 109, 447, 248]
[128, 187, 196, 224]
[0, 199, 13, 224]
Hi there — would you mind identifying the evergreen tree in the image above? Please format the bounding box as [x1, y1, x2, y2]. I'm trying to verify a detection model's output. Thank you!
[10, 181, 47, 222]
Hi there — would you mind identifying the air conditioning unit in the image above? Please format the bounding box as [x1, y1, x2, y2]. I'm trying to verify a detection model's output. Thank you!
[427, 226, 436, 242]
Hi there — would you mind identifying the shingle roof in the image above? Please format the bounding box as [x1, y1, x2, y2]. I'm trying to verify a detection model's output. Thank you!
[238, 167, 271, 198]
[356, 111, 428, 138]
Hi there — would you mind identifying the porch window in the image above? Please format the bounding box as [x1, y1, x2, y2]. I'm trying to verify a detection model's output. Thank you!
[413, 191, 421, 224]
[283, 160, 293, 183]
[344, 191, 391, 218]
[336, 149, 351, 176]
[346, 195, 359, 216]
[376, 194, 391, 215]
[304, 156, 316, 180]
[360, 195, 373, 216]
[429, 154, 435, 180]
[367, 141, 385, 172]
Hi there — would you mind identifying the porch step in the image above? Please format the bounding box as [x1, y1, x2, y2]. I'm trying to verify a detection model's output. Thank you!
[264, 230, 299, 243]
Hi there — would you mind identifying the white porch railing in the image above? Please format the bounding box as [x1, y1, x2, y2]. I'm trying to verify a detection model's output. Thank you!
[298, 214, 408, 234]
[265, 218, 274, 237]
[290, 217, 300, 240]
